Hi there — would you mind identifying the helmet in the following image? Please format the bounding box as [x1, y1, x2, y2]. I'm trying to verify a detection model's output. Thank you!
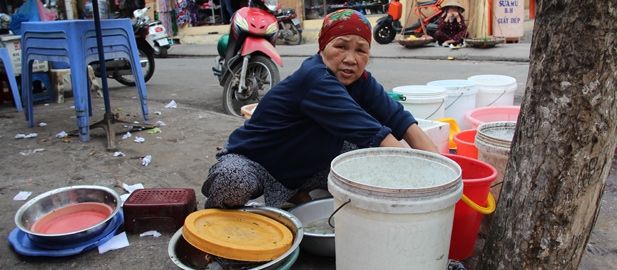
[217, 34, 229, 58]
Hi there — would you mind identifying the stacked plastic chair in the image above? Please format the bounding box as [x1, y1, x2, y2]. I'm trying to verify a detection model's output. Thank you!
[0, 47, 22, 112]
[20, 19, 149, 142]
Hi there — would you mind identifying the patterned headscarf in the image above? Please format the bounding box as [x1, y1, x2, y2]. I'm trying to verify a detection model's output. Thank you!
[318, 9, 372, 53]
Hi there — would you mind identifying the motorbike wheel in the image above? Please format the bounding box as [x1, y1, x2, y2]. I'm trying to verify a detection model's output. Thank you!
[283, 22, 302, 46]
[373, 23, 396, 44]
[114, 46, 155, 86]
[222, 55, 280, 117]
[154, 44, 168, 58]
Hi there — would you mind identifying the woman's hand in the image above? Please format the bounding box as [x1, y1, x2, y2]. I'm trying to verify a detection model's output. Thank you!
[403, 123, 439, 154]
[379, 124, 439, 154]
[446, 9, 461, 23]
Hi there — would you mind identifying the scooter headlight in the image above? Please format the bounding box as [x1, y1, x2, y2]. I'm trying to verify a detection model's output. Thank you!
[265, 21, 278, 36]
[263, 0, 278, 13]
[233, 14, 249, 33]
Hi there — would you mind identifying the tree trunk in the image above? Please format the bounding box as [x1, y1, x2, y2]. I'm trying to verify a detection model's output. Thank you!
[477, 0, 617, 269]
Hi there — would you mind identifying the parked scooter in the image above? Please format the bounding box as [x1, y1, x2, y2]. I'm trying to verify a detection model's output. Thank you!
[373, 0, 443, 44]
[275, 7, 302, 45]
[91, 7, 156, 86]
[212, 0, 282, 117]
[148, 21, 171, 58]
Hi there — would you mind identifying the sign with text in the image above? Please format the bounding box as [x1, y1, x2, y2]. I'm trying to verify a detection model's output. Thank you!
[492, 0, 524, 37]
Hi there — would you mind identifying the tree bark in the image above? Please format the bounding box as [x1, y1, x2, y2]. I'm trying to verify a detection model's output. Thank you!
[477, 0, 617, 269]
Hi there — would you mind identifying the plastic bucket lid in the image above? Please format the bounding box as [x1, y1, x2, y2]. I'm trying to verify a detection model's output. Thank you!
[467, 75, 517, 92]
[392, 85, 448, 103]
[328, 148, 462, 213]
[182, 209, 293, 262]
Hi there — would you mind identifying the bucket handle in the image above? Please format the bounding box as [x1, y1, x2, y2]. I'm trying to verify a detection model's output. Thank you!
[327, 199, 351, 228]
[444, 92, 464, 110]
[426, 98, 446, 119]
[461, 192, 496, 215]
[485, 90, 507, 107]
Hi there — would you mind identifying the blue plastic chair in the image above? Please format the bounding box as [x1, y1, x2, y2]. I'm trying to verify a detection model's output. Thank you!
[20, 19, 149, 142]
[0, 48, 22, 112]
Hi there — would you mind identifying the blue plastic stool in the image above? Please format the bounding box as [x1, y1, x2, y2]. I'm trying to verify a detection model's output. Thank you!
[30, 72, 55, 103]
[20, 19, 150, 142]
[0, 48, 22, 112]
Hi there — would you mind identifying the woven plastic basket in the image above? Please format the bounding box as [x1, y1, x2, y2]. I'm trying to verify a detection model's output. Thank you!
[397, 37, 435, 48]
[464, 37, 506, 48]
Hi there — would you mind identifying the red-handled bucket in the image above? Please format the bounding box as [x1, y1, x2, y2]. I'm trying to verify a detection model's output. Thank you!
[443, 154, 497, 261]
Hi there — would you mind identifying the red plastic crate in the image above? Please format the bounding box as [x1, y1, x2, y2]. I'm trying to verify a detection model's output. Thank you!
[123, 188, 197, 234]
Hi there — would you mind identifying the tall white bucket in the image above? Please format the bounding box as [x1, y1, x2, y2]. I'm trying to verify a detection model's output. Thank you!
[426, 79, 479, 130]
[328, 148, 462, 270]
[392, 85, 448, 120]
[474, 121, 515, 236]
[467, 75, 517, 108]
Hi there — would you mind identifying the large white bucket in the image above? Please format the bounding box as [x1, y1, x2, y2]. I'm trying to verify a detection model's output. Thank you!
[467, 75, 517, 108]
[392, 85, 448, 120]
[426, 79, 479, 130]
[328, 148, 462, 270]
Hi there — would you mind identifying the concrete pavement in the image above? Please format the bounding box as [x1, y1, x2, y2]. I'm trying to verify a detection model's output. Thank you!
[168, 18, 534, 62]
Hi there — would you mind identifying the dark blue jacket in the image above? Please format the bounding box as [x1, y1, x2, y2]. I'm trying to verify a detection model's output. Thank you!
[226, 54, 417, 189]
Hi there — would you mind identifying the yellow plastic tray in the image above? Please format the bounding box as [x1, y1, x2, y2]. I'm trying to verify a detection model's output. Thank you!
[182, 209, 293, 262]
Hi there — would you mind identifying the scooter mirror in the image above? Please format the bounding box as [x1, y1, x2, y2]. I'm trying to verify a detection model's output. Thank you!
[133, 7, 149, 18]
[263, 0, 278, 12]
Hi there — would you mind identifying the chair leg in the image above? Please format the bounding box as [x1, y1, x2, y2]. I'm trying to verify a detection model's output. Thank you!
[127, 53, 149, 123]
[0, 49, 23, 112]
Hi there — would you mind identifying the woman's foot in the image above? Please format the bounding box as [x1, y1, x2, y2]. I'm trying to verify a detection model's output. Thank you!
[287, 190, 312, 205]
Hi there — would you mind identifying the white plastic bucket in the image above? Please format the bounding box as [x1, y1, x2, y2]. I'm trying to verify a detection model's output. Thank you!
[328, 148, 462, 270]
[474, 121, 516, 201]
[467, 75, 517, 108]
[427, 80, 479, 130]
[392, 85, 448, 120]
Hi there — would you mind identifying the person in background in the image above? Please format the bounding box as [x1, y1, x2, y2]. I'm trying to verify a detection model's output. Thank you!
[434, 0, 467, 48]
[221, 0, 234, 24]
[201, 9, 439, 209]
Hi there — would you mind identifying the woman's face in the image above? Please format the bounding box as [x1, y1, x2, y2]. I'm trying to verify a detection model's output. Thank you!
[320, 35, 370, 86]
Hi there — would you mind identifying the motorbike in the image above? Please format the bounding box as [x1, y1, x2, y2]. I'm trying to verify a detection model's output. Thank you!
[212, 0, 282, 117]
[148, 21, 171, 58]
[373, 0, 443, 44]
[91, 7, 156, 86]
[275, 7, 302, 45]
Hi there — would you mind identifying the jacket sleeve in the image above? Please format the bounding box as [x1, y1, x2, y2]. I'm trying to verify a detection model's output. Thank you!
[349, 71, 418, 140]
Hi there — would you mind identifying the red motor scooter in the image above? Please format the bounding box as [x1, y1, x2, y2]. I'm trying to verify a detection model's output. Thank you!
[212, 0, 282, 117]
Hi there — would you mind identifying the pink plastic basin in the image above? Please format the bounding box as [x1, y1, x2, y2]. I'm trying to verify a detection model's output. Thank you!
[465, 106, 520, 129]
